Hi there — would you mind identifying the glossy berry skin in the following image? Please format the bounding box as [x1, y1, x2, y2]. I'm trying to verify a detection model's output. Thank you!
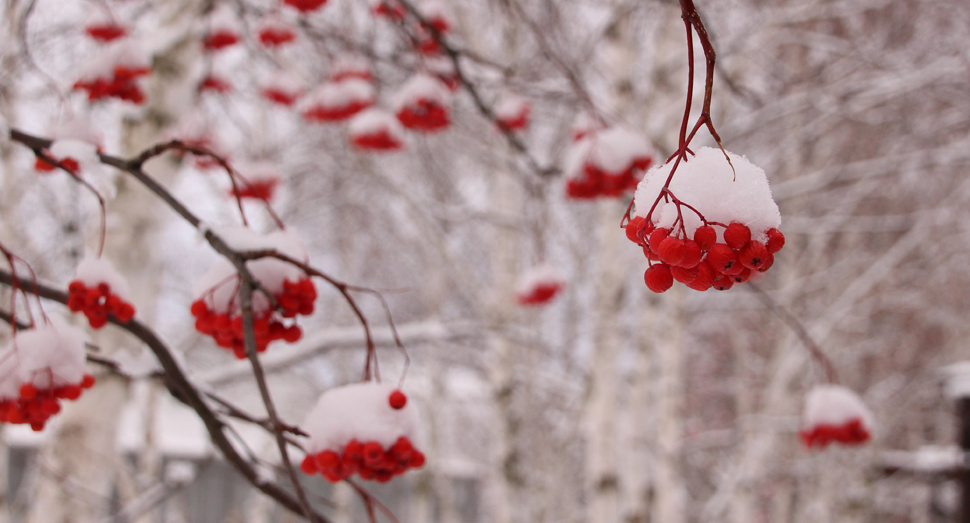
[723, 222, 751, 250]
[765, 228, 786, 254]
[705, 244, 738, 273]
[389, 390, 407, 409]
[693, 225, 717, 251]
[738, 241, 768, 269]
[644, 264, 673, 293]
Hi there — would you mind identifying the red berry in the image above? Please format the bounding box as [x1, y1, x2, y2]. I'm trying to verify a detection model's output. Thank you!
[19, 383, 37, 400]
[409, 451, 426, 468]
[723, 223, 751, 250]
[644, 264, 673, 293]
[363, 441, 384, 466]
[315, 450, 340, 470]
[671, 266, 698, 285]
[765, 228, 785, 254]
[693, 225, 717, 251]
[625, 216, 647, 244]
[647, 228, 670, 252]
[656, 237, 687, 266]
[757, 253, 775, 273]
[282, 324, 302, 343]
[81, 374, 96, 388]
[62, 385, 82, 400]
[389, 390, 407, 409]
[300, 455, 319, 474]
[190, 300, 208, 317]
[688, 262, 716, 291]
[738, 241, 768, 269]
[732, 267, 752, 283]
[678, 240, 702, 268]
[712, 275, 734, 291]
[68, 280, 85, 294]
[705, 244, 738, 272]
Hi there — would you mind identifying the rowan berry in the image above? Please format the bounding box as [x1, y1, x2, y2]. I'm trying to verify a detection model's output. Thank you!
[723, 222, 751, 250]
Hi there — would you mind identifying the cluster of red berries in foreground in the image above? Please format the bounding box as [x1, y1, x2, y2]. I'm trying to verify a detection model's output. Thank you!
[301, 389, 425, 482]
[567, 157, 651, 199]
[0, 375, 95, 431]
[627, 218, 785, 293]
[67, 280, 136, 327]
[301, 436, 426, 483]
[190, 277, 317, 359]
[800, 418, 871, 448]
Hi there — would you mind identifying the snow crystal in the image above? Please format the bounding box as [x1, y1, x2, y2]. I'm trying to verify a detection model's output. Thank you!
[303, 382, 419, 454]
[74, 254, 132, 301]
[192, 227, 308, 314]
[348, 108, 405, 136]
[392, 73, 451, 112]
[14, 316, 88, 390]
[633, 147, 781, 242]
[801, 384, 874, 431]
[513, 263, 566, 297]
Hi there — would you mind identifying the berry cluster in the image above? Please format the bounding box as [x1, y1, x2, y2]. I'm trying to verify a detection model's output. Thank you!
[34, 156, 80, 175]
[232, 179, 279, 200]
[200, 75, 232, 93]
[513, 264, 566, 307]
[348, 109, 406, 152]
[85, 22, 127, 43]
[564, 127, 654, 200]
[190, 277, 316, 359]
[257, 20, 297, 48]
[0, 375, 95, 432]
[800, 418, 870, 449]
[628, 217, 785, 293]
[283, 0, 329, 13]
[300, 436, 426, 483]
[73, 63, 149, 104]
[67, 280, 136, 328]
[394, 74, 451, 132]
[566, 162, 647, 199]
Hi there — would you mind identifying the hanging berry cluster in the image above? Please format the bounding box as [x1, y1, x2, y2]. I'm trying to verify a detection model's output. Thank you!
[67, 256, 136, 328]
[513, 263, 567, 307]
[301, 383, 426, 483]
[564, 126, 654, 199]
[0, 318, 96, 431]
[628, 147, 784, 293]
[73, 41, 150, 104]
[800, 385, 873, 449]
[190, 228, 317, 359]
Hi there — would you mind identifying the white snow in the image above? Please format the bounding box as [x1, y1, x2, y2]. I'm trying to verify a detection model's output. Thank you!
[236, 161, 282, 184]
[256, 15, 294, 38]
[513, 263, 566, 297]
[633, 147, 781, 242]
[495, 94, 530, 122]
[12, 316, 88, 390]
[48, 115, 103, 147]
[261, 73, 304, 96]
[392, 73, 451, 112]
[192, 227, 308, 314]
[569, 111, 600, 140]
[0, 349, 22, 400]
[74, 254, 132, 301]
[208, 4, 240, 35]
[330, 55, 372, 81]
[348, 108, 405, 137]
[77, 40, 149, 81]
[418, 0, 453, 30]
[302, 382, 419, 454]
[941, 361, 970, 399]
[801, 384, 874, 432]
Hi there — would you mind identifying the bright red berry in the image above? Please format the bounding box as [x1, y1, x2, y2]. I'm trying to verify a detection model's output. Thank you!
[389, 390, 407, 409]
[671, 266, 698, 285]
[678, 240, 702, 268]
[765, 228, 785, 254]
[647, 228, 670, 253]
[705, 243, 738, 272]
[644, 264, 673, 293]
[693, 225, 717, 251]
[656, 237, 687, 266]
[19, 383, 37, 400]
[738, 241, 768, 269]
[625, 216, 647, 244]
[723, 222, 751, 250]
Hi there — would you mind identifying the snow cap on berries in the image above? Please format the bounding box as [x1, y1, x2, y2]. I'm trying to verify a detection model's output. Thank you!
[192, 226, 308, 314]
[0, 349, 23, 400]
[514, 263, 566, 305]
[303, 382, 419, 454]
[801, 384, 874, 447]
[74, 254, 132, 302]
[260, 73, 304, 106]
[15, 316, 89, 389]
[330, 56, 372, 83]
[494, 94, 531, 131]
[348, 108, 406, 152]
[392, 73, 451, 115]
[204, 4, 241, 50]
[84, 10, 128, 43]
[300, 79, 376, 122]
[633, 147, 781, 242]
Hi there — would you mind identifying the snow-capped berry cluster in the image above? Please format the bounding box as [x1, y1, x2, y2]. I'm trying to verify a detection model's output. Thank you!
[231, 162, 282, 201]
[629, 147, 784, 293]
[261, 75, 304, 107]
[800, 384, 873, 449]
[301, 78, 376, 123]
[348, 109, 406, 152]
[203, 5, 241, 51]
[301, 383, 425, 483]
[34, 117, 103, 174]
[190, 228, 316, 359]
[256, 16, 297, 48]
[495, 95, 531, 132]
[67, 256, 136, 328]
[0, 317, 95, 431]
[565, 126, 654, 199]
[84, 12, 127, 43]
[283, 0, 329, 13]
[393, 73, 452, 132]
[514, 263, 566, 306]
[72, 42, 151, 104]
